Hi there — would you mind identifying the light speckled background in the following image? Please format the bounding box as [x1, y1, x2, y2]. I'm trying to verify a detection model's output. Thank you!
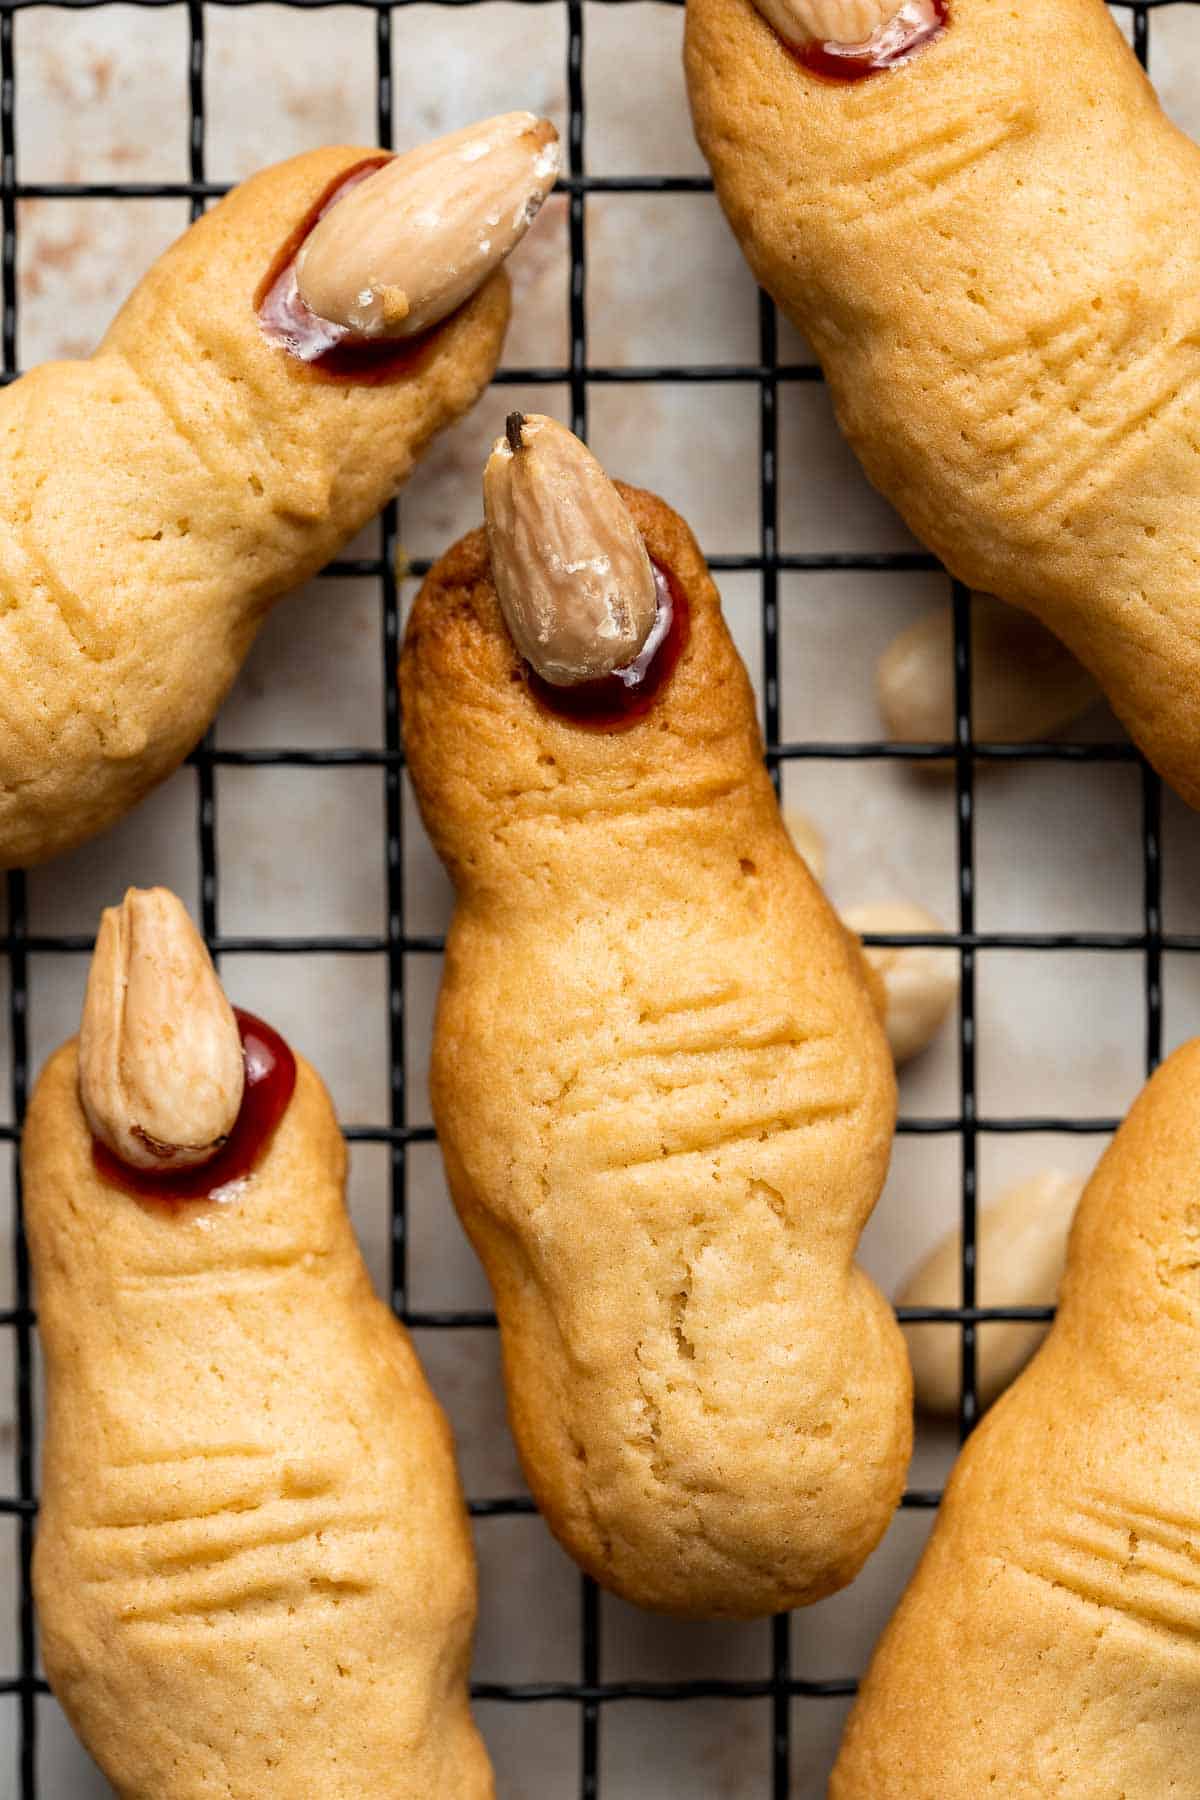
[2, 3, 1199, 1795]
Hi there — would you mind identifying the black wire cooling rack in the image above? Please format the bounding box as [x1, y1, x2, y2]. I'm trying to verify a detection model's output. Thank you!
[0, 0, 1192, 1794]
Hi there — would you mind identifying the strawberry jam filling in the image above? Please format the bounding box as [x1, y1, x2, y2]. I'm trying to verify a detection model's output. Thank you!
[796, 0, 947, 81]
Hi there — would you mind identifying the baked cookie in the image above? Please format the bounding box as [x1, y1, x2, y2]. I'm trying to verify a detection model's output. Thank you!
[29, 888, 491, 1798]
[833, 1040, 1200, 1795]
[400, 419, 909, 1617]
[686, 0, 1200, 806]
[1, 115, 558, 868]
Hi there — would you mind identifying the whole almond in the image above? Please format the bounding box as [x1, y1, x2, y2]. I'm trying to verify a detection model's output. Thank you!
[79, 888, 245, 1172]
[483, 412, 659, 686]
[878, 594, 1099, 760]
[296, 112, 560, 339]
[899, 1169, 1086, 1414]
[782, 805, 828, 885]
[841, 900, 958, 1066]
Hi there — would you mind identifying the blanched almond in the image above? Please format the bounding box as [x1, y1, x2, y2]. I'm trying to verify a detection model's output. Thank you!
[899, 1170, 1086, 1414]
[782, 806, 828, 885]
[483, 412, 659, 686]
[79, 888, 245, 1172]
[296, 113, 560, 338]
[752, 0, 934, 51]
[878, 595, 1099, 757]
[841, 900, 958, 1066]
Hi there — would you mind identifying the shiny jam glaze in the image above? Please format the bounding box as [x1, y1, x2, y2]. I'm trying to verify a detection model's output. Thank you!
[527, 559, 690, 730]
[257, 157, 434, 381]
[93, 1010, 297, 1205]
[796, 0, 947, 81]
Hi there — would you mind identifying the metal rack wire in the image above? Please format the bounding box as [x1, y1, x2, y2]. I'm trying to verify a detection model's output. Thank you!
[0, 0, 1186, 1794]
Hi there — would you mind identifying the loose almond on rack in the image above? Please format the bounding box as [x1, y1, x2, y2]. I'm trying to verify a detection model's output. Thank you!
[899, 1169, 1086, 1414]
[779, 810, 958, 1067]
[782, 805, 829, 885]
[842, 901, 959, 1066]
[877, 595, 1100, 760]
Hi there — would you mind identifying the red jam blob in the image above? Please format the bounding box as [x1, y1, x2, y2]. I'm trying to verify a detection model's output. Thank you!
[93, 1010, 297, 1206]
[527, 559, 690, 731]
[796, 0, 947, 81]
[256, 157, 434, 382]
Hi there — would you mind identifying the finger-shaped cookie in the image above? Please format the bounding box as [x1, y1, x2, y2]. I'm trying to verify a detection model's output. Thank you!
[2, 115, 559, 869]
[400, 419, 908, 1618]
[832, 1040, 1200, 1795]
[28, 889, 491, 1798]
[685, 0, 1200, 806]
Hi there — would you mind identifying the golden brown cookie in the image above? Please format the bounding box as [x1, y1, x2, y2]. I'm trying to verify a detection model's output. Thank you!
[28, 896, 491, 1798]
[832, 1040, 1200, 1795]
[686, 0, 1200, 806]
[400, 483, 909, 1618]
[0, 143, 512, 869]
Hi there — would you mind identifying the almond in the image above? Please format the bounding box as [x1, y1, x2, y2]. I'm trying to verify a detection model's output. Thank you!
[841, 900, 958, 1066]
[752, 0, 935, 51]
[296, 112, 560, 339]
[483, 412, 659, 686]
[878, 594, 1099, 758]
[79, 888, 245, 1172]
[899, 1170, 1086, 1414]
[782, 805, 828, 885]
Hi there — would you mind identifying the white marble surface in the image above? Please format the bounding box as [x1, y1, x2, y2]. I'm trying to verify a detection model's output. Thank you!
[4, 3, 1200, 1796]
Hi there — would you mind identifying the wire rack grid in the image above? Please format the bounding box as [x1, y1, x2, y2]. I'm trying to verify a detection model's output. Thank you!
[0, 0, 1190, 1794]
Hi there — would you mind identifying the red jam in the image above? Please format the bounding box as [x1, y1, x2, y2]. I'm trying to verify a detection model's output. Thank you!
[256, 157, 433, 381]
[527, 559, 690, 731]
[93, 1010, 297, 1206]
[796, 0, 947, 81]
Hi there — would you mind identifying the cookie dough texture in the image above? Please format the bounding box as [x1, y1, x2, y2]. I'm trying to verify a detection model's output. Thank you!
[27, 1044, 492, 1799]
[0, 145, 508, 869]
[833, 1040, 1200, 1796]
[401, 485, 908, 1617]
[686, 0, 1200, 807]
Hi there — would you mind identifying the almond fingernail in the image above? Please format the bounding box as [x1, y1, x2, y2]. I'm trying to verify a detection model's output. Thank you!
[296, 112, 560, 339]
[79, 888, 245, 1173]
[483, 412, 659, 687]
[753, 0, 937, 51]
